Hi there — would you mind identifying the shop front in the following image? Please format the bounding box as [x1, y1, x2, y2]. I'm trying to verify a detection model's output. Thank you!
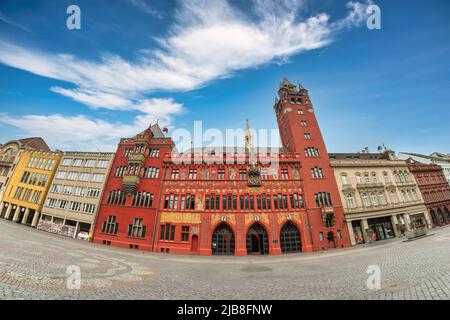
[367, 216, 395, 241]
[351, 220, 365, 244]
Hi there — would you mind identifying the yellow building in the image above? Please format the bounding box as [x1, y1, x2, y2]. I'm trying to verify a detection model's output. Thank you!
[0, 149, 61, 227]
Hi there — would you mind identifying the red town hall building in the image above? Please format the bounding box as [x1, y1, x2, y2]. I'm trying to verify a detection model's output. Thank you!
[93, 79, 351, 255]
[405, 158, 450, 226]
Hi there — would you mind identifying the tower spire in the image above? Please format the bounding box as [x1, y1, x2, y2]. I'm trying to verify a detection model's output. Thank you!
[244, 118, 253, 153]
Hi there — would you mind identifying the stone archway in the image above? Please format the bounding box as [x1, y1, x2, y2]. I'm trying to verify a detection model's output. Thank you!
[211, 223, 235, 255]
[280, 222, 302, 253]
[246, 223, 269, 255]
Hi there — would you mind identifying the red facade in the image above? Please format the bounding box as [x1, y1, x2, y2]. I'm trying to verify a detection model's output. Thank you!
[405, 159, 450, 226]
[93, 79, 351, 255]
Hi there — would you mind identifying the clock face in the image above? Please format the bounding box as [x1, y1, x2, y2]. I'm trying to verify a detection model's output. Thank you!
[308, 108, 314, 113]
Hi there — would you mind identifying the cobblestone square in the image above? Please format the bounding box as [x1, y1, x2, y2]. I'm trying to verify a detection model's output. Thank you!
[0, 220, 449, 300]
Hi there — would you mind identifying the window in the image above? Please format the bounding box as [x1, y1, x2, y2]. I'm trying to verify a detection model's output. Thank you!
[21, 188, 32, 202]
[222, 194, 237, 210]
[82, 203, 96, 214]
[102, 216, 118, 235]
[62, 185, 73, 195]
[107, 190, 126, 205]
[304, 133, 311, 140]
[371, 173, 378, 183]
[304, 147, 320, 157]
[325, 214, 335, 228]
[281, 169, 289, 180]
[355, 173, 362, 183]
[67, 172, 78, 180]
[73, 159, 83, 167]
[91, 174, 104, 183]
[61, 158, 73, 166]
[27, 157, 37, 168]
[370, 193, 378, 206]
[311, 167, 324, 179]
[57, 199, 68, 209]
[14, 187, 23, 199]
[205, 194, 220, 210]
[46, 198, 57, 208]
[341, 175, 349, 185]
[74, 186, 85, 197]
[289, 193, 303, 209]
[239, 169, 247, 180]
[383, 172, 390, 183]
[84, 159, 95, 167]
[171, 169, 179, 179]
[51, 184, 61, 193]
[260, 169, 268, 180]
[37, 174, 49, 187]
[297, 108, 304, 114]
[69, 201, 81, 212]
[79, 173, 90, 182]
[115, 166, 127, 177]
[128, 218, 146, 239]
[35, 158, 44, 170]
[29, 173, 39, 185]
[378, 192, 387, 205]
[314, 192, 333, 207]
[132, 192, 154, 208]
[361, 193, 370, 207]
[300, 120, 308, 127]
[181, 226, 189, 242]
[217, 169, 225, 179]
[87, 188, 100, 198]
[144, 167, 159, 178]
[164, 194, 179, 209]
[124, 149, 133, 157]
[96, 160, 109, 168]
[45, 159, 56, 171]
[347, 194, 356, 208]
[150, 149, 160, 157]
[160, 224, 175, 241]
[20, 171, 30, 183]
[188, 169, 197, 179]
[180, 194, 195, 210]
[274, 194, 288, 210]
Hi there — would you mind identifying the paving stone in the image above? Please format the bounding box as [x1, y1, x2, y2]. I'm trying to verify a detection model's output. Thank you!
[0, 220, 449, 300]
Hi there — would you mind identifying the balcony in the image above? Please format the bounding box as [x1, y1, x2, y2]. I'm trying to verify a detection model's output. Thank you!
[346, 200, 423, 214]
[356, 182, 385, 190]
[342, 184, 355, 192]
[123, 175, 140, 193]
[396, 180, 417, 187]
[128, 153, 145, 165]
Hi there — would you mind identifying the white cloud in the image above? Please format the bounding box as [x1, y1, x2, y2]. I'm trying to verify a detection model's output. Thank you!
[0, 0, 372, 150]
[0, 98, 183, 151]
[126, 0, 163, 19]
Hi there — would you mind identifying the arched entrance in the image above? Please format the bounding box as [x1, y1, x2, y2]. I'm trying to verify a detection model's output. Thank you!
[246, 223, 269, 255]
[437, 209, 445, 225]
[280, 222, 302, 253]
[430, 209, 438, 226]
[211, 223, 235, 255]
[444, 207, 450, 222]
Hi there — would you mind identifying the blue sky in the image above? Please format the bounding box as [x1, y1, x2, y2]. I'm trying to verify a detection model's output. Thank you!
[0, 0, 449, 153]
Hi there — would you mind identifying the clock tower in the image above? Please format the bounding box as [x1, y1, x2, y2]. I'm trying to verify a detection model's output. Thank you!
[275, 78, 351, 250]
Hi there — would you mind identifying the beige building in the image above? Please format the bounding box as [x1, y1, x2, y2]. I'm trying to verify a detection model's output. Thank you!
[0, 137, 50, 201]
[330, 151, 431, 246]
[38, 152, 114, 239]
